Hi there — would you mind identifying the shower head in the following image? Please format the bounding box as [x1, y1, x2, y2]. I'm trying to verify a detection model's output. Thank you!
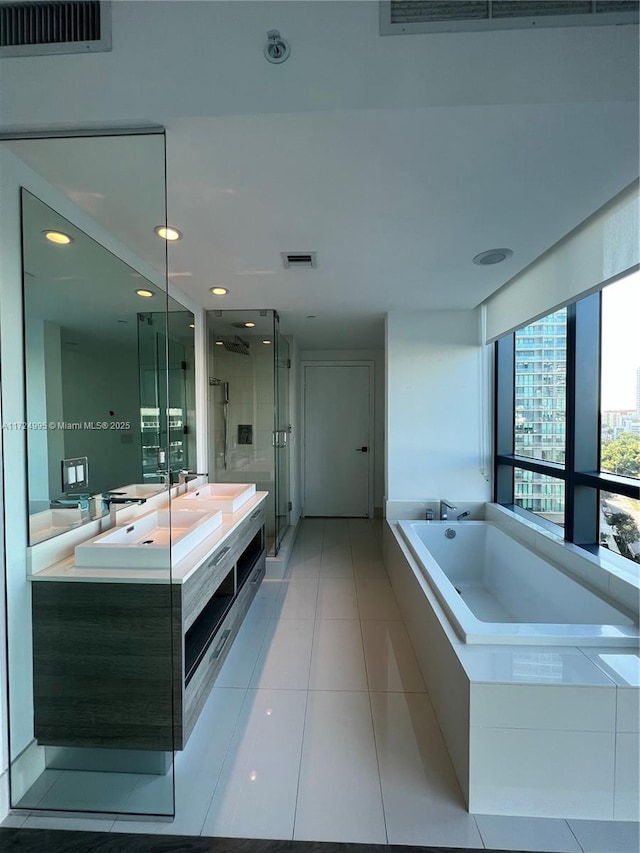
[221, 335, 250, 356]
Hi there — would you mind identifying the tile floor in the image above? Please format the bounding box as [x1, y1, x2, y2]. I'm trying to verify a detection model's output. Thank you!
[5, 518, 640, 852]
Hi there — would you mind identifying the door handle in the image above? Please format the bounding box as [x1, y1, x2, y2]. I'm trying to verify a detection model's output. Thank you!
[356, 446, 368, 452]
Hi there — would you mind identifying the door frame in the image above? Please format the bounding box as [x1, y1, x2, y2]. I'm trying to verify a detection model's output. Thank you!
[300, 360, 375, 519]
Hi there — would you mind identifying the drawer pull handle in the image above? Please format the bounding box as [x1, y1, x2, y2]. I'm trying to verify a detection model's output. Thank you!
[212, 546, 231, 566]
[250, 509, 261, 520]
[250, 569, 261, 584]
[212, 629, 231, 659]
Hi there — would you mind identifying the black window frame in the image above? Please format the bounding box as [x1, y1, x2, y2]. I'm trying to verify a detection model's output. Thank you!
[494, 289, 640, 553]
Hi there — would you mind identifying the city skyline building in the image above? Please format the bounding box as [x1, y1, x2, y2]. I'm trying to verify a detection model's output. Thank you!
[513, 308, 567, 520]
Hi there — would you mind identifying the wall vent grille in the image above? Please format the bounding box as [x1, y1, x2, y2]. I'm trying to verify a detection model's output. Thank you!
[0, 0, 111, 56]
[281, 252, 318, 269]
[381, 1, 639, 34]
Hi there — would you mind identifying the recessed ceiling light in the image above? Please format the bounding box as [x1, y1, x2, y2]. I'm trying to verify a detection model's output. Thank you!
[215, 340, 224, 346]
[154, 225, 182, 241]
[117, 319, 128, 324]
[210, 287, 228, 296]
[135, 289, 154, 298]
[244, 322, 256, 328]
[306, 315, 316, 319]
[262, 339, 271, 345]
[473, 248, 513, 266]
[44, 230, 73, 245]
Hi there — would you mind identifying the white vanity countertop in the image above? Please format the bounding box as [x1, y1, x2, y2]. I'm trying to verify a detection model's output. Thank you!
[29, 492, 268, 585]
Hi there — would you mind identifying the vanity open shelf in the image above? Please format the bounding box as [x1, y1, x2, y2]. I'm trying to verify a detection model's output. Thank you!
[31, 494, 267, 753]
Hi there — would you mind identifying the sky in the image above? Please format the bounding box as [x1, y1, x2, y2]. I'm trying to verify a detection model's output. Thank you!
[600, 270, 640, 412]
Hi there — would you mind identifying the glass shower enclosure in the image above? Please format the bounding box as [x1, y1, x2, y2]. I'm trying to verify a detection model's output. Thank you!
[207, 309, 290, 555]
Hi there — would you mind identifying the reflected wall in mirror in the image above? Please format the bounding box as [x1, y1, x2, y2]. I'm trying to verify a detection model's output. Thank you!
[139, 300, 196, 482]
[22, 189, 169, 544]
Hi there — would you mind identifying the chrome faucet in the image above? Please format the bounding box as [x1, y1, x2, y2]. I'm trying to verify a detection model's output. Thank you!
[178, 470, 208, 495]
[50, 494, 91, 521]
[439, 500, 457, 521]
[456, 510, 471, 521]
[102, 493, 147, 526]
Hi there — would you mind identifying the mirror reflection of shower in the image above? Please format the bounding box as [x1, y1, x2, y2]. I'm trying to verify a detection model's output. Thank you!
[209, 377, 229, 470]
[207, 309, 290, 557]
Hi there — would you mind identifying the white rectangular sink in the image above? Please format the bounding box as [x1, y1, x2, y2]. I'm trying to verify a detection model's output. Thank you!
[174, 483, 256, 513]
[30, 508, 84, 544]
[74, 508, 222, 569]
[105, 483, 166, 499]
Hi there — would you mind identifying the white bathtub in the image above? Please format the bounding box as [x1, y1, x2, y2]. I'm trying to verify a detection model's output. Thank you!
[397, 520, 638, 646]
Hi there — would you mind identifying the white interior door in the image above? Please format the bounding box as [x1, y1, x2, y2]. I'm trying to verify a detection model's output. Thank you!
[303, 363, 372, 517]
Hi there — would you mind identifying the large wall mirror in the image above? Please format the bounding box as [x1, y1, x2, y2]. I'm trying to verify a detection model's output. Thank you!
[3, 131, 184, 818]
[22, 190, 197, 545]
[13, 135, 196, 546]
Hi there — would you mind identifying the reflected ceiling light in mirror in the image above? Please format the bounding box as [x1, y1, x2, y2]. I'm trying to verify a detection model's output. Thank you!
[262, 339, 271, 345]
[135, 288, 154, 298]
[210, 287, 228, 296]
[154, 225, 182, 241]
[188, 323, 195, 329]
[244, 322, 256, 328]
[215, 340, 224, 346]
[44, 230, 73, 245]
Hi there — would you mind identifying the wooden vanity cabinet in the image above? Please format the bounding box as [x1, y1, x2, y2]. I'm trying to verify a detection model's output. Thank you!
[32, 501, 266, 752]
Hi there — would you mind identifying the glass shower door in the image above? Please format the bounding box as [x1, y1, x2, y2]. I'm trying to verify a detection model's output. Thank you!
[274, 331, 290, 552]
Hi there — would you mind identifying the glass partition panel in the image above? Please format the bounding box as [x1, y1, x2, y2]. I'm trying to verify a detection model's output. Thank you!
[275, 330, 291, 554]
[3, 131, 175, 817]
[207, 309, 276, 549]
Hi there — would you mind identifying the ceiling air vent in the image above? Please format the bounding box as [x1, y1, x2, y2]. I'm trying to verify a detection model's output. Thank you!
[281, 252, 317, 269]
[0, 0, 111, 57]
[380, 1, 639, 35]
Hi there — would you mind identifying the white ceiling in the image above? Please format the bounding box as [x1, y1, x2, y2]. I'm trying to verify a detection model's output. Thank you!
[1, 2, 638, 350]
[165, 103, 638, 347]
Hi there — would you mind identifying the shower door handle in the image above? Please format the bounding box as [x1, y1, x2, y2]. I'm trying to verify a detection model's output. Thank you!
[273, 430, 287, 448]
[356, 446, 368, 452]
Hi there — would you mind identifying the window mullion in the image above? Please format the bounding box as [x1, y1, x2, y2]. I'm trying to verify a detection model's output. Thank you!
[572, 293, 601, 545]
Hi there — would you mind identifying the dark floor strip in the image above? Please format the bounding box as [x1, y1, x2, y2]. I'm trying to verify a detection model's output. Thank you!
[0, 828, 531, 853]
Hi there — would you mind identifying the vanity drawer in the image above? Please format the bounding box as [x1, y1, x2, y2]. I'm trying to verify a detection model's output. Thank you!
[183, 536, 238, 632]
[181, 500, 265, 631]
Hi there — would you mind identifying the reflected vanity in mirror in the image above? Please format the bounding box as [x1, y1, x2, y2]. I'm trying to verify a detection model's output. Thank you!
[22, 190, 196, 544]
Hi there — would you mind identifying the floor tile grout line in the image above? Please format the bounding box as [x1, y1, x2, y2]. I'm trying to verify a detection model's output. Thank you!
[565, 818, 588, 853]
[195, 685, 251, 836]
[349, 518, 390, 845]
[291, 518, 321, 842]
[471, 814, 487, 849]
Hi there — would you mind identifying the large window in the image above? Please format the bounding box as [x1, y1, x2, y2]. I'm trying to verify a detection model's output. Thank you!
[599, 272, 640, 560]
[495, 271, 640, 569]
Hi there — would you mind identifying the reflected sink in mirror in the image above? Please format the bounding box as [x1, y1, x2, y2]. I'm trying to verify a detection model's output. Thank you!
[74, 508, 222, 569]
[29, 508, 85, 545]
[174, 483, 256, 513]
[106, 483, 167, 500]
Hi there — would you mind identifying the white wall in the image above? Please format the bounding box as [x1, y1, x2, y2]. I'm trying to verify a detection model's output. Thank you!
[386, 311, 491, 508]
[60, 331, 142, 495]
[300, 349, 385, 513]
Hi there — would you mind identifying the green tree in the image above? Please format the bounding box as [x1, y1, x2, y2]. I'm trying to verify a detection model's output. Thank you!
[601, 433, 640, 478]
